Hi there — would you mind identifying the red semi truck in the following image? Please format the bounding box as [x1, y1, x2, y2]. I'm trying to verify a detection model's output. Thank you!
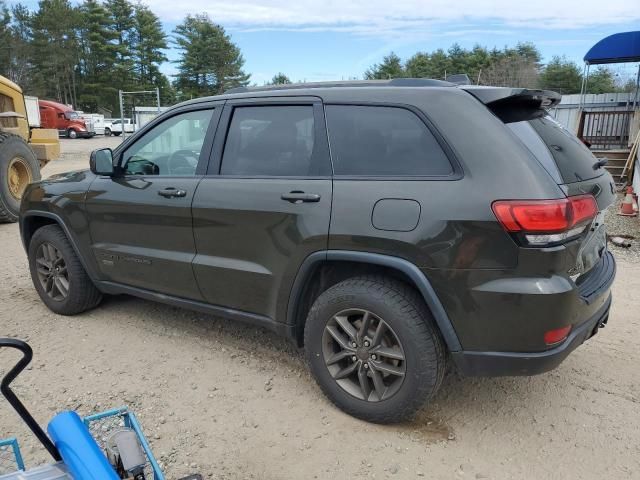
[38, 99, 96, 139]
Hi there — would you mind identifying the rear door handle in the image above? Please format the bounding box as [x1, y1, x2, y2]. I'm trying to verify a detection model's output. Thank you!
[281, 191, 321, 203]
[158, 187, 187, 198]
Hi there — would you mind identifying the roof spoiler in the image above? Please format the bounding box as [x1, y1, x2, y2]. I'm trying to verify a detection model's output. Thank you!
[461, 86, 561, 108]
[461, 86, 561, 123]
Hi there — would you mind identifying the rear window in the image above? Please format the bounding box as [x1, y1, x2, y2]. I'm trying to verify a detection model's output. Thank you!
[508, 115, 600, 184]
[221, 106, 317, 176]
[325, 105, 453, 176]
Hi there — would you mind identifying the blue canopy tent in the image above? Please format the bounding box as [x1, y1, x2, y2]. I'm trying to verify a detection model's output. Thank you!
[580, 31, 640, 108]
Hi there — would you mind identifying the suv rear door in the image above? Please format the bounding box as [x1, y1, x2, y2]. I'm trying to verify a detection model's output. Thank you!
[191, 97, 332, 320]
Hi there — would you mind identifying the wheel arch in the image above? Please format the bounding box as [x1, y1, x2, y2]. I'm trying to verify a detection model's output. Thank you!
[20, 211, 97, 282]
[287, 250, 462, 352]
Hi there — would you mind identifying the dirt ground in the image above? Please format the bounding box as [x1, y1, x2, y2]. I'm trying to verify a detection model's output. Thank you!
[0, 138, 639, 479]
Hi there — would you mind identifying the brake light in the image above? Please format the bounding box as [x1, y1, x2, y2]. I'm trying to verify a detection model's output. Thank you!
[544, 325, 572, 345]
[492, 195, 597, 246]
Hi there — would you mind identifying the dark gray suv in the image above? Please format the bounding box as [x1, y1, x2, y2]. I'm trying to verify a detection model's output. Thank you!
[19, 80, 616, 423]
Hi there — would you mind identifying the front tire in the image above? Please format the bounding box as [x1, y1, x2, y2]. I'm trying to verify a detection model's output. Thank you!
[0, 132, 40, 223]
[104, 128, 112, 137]
[304, 276, 446, 423]
[67, 129, 78, 139]
[28, 225, 102, 315]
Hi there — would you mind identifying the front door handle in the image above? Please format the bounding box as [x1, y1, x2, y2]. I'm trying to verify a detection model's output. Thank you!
[281, 191, 321, 203]
[158, 187, 187, 198]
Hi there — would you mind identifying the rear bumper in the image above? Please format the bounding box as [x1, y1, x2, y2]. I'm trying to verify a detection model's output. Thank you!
[451, 293, 612, 376]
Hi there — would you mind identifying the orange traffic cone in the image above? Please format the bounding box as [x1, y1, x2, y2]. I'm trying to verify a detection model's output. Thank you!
[619, 187, 638, 216]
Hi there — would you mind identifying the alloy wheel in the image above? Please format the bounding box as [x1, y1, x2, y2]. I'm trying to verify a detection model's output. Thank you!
[322, 308, 406, 402]
[35, 242, 69, 301]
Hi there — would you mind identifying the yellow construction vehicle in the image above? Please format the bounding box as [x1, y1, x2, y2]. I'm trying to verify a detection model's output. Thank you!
[0, 75, 59, 222]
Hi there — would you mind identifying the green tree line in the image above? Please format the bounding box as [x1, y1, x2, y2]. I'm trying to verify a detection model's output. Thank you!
[0, 0, 249, 114]
[2, 1, 635, 115]
[364, 44, 636, 94]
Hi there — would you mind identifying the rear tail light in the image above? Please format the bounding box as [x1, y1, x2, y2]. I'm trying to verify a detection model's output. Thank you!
[492, 195, 597, 246]
[544, 325, 572, 345]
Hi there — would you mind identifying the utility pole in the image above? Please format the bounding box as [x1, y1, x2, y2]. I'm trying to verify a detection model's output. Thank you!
[119, 90, 125, 141]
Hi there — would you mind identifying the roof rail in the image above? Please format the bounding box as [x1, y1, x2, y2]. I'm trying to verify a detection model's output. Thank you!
[225, 78, 455, 94]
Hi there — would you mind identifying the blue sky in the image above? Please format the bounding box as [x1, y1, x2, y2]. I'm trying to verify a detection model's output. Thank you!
[8, 0, 640, 85]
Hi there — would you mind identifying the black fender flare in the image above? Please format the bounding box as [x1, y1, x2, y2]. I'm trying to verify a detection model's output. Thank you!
[286, 250, 462, 352]
[20, 211, 99, 282]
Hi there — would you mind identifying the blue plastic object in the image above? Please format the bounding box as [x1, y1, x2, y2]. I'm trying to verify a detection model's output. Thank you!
[47, 411, 119, 480]
[584, 31, 640, 65]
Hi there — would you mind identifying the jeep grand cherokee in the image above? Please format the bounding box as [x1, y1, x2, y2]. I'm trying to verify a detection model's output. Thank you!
[20, 80, 616, 423]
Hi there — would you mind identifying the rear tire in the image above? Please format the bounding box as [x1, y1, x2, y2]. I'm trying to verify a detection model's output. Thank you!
[28, 225, 102, 315]
[304, 275, 446, 423]
[104, 128, 112, 137]
[0, 132, 40, 223]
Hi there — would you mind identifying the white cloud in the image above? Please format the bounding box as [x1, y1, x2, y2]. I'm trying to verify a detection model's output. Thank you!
[141, 0, 639, 34]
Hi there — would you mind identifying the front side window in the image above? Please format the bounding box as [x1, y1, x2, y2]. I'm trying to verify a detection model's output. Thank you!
[325, 105, 453, 176]
[122, 109, 214, 176]
[220, 105, 316, 176]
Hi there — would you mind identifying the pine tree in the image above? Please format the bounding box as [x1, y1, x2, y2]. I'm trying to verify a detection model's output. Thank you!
[586, 67, 617, 94]
[268, 72, 291, 85]
[0, 1, 12, 76]
[539, 56, 583, 94]
[30, 0, 81, 105]
[77, 0, 118, 111]
[105, 0, 135, 89]
[132, 4, 167, 86]
[131, 4, 173, 106]
[173, 14, 250, 98]
[364, 52, 405, 80]
[5, 3, 34, 87]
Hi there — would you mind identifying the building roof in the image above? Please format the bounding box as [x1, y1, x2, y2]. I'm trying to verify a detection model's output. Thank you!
[584, 31, 640, 65]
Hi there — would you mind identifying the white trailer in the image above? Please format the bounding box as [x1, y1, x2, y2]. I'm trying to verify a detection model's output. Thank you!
[78, 113, 105, 135]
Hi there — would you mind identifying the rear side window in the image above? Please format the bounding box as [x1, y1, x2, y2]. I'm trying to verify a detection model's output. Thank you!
[325, 105, 453, 176]
[508, 115, 600, 184]
[221, 106, 317, 176]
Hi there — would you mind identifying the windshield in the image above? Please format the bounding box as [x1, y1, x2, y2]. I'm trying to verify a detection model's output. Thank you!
[507, 114, 602, 184]
[64, 111, 80, 120]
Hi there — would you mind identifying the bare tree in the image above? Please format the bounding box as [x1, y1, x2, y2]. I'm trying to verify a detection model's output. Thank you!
[480, 56, 538, 88]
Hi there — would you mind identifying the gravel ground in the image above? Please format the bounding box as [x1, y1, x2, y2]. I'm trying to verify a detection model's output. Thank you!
[0, 138, 638, 479]
[605, 195, 640, 263]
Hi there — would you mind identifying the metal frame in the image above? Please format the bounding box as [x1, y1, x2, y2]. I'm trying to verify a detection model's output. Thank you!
[0, 338, 61, 462]
[118, 89, 161, 141]
[0, 437, 24, 471]
[84, 406, 165, 480]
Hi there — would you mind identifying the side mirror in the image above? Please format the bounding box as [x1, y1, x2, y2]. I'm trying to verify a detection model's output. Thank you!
[90, 148, 115, 176]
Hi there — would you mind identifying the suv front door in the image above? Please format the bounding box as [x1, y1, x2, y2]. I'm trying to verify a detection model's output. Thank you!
[85, 104, 221, 300]
[192, 98, 332, 321]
